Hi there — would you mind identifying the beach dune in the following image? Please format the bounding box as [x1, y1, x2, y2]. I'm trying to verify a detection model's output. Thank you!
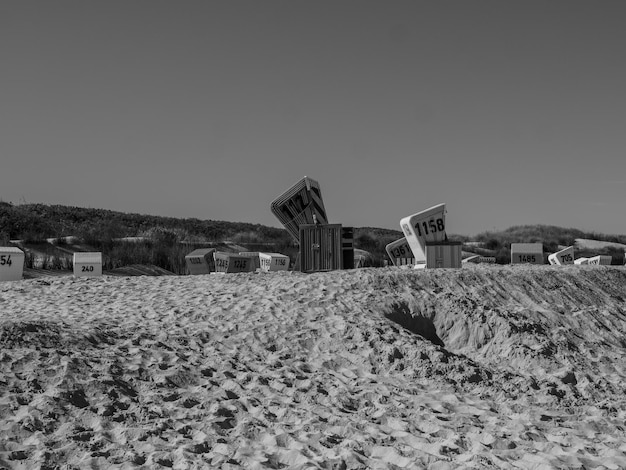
[1, 265, 626, 469]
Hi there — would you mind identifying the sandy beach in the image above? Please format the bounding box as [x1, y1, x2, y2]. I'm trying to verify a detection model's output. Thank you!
[1, 265, 626, 469]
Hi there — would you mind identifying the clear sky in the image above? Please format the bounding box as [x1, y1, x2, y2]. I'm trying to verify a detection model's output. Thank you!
[1, 1, 625, 237]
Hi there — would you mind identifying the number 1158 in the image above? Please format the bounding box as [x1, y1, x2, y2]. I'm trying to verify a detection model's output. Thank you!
[414, 218, 444, 237]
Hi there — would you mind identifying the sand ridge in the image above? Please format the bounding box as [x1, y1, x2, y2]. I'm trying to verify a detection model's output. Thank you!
[1, 266, 626, 468]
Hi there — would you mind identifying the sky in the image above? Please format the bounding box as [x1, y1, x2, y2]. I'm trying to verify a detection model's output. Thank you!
[1, 1, 625, 237]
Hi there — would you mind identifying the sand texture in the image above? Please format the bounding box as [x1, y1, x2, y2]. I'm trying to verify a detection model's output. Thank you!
[1, 265, 626, 469]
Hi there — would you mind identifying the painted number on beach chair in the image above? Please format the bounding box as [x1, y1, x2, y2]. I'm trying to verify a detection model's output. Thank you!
[560, 254, 573, 263]
[389, 245, 411, 258]
[216, 259, 229, 269]
[81, 265, 95, 272]
[414, 218, 445, 237]
[233, 260, 248, 269]
[0, 255, 12, 267]
[518, 255, 536, 263]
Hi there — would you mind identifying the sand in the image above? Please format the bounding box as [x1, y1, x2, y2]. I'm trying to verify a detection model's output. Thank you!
[1, 265, 626, 469]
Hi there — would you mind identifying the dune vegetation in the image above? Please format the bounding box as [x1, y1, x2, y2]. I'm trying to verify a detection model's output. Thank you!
[1, 201, 625, 272]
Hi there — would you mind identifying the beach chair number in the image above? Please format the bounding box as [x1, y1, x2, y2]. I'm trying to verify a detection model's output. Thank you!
[216, 259, 228, 269]
[414, 218, 445, 237]
[560, 254, 573, 263]
[189, 257, 203, 265]
[81, 265, 94, 272]
[519, 255, 536, 263]
[233, 260, 247, 269]
[0, 255, 12, 267]
[276, 259, 286, 266]
[390, 246, 411, 258]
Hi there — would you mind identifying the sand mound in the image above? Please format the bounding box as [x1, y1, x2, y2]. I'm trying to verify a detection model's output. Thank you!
[1, 266, 626, 469]
[377, 266, 626, 399]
